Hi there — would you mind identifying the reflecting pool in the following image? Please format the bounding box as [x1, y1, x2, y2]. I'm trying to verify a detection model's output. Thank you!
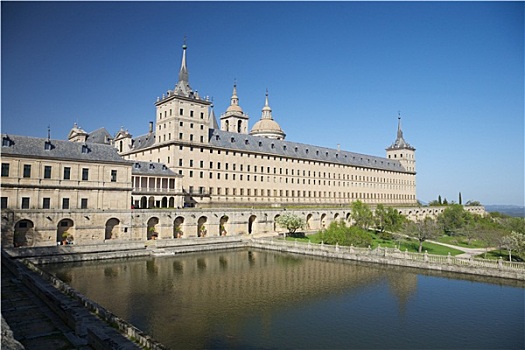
[44, 249, 524, 349]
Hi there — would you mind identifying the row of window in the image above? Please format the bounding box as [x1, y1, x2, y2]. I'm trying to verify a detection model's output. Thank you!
[159, 108, 205, 120]
[1, 163, 118, 182]
[175, 160, 412, 185]
[138, 144, 408, 173]
[1, 197, 89, 210]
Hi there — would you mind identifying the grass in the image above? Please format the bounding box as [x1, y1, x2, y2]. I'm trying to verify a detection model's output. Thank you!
[436, 234, 486, 249]
[474, 249, 525, 262]
[285, 231, 465, 256]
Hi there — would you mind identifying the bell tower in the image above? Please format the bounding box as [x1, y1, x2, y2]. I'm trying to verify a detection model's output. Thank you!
[386, 115, 416, 173]
[220, 83, 249, 134]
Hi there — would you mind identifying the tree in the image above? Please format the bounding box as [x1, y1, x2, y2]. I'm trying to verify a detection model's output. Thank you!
[374, 204, 406, 233]
[438, 195, 442, 205]
[320, 221, 372, 247]
[465, 200, 481, 206]
[437, 204, 471, 235]
[500, 231, 525, 261]
[350, 200, 373, 230]
[275, 213, 305, 236]
[459, 192, 462, 205]
[403, 217, 441, 253]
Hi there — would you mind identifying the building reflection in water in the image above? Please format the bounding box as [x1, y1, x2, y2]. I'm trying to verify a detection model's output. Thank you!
[45, 249, 521, 349]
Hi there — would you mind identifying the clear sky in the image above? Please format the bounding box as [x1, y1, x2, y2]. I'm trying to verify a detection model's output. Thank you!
[2, 1, 523, 206]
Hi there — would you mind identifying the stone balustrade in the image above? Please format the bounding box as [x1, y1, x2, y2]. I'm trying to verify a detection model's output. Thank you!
[250, 238, 525, 281]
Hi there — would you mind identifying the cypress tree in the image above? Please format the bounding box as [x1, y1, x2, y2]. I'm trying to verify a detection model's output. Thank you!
[459, 192, 462, 205]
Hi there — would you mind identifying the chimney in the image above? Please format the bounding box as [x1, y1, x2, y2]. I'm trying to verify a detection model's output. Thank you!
[149, 121, 153, 133]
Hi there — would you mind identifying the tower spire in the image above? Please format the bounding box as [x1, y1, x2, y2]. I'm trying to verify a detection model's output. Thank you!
[261, 89, 272, 120]
[174, 40, 192, 97]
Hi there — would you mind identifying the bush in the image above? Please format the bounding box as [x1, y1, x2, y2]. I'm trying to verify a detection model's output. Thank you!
[319, 221, 372, 247]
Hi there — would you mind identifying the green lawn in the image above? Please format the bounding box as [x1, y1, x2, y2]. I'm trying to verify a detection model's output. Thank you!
[436, 235, 486, 249]
[285, 231, 464, 256]
[474, 249, 525, 262]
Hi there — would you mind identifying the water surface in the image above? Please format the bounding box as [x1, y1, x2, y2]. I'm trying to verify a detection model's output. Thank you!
[44, 249, 524, 349]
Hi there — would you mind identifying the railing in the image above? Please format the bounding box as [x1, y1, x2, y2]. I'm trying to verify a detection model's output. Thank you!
[132, 187, 182, 194]
[250, 238, 525, 275]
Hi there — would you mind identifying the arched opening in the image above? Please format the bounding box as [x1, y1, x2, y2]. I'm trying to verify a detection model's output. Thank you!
[273, 214, 281, 232]
[147, 217, 159, 240]
[320, 213, 327, 229]
[220, 215, 229, 236]
[248, 215, 257, 234]
[237, 120, 242, 133]
[334, 213, 340, 221]
[148, 196, 155, 208]
[14, 219, 35, 247]
[306, 213, 313, 230]
[105, 218, 120, 240]
[57, 219, 74, 245]
[169, 197, 175, 208]
[161, 197, 168, 208]
[345, 212, 352, 222]
[140, 196, 147, 209]
[197, 216, 207, 237]
[173, 216, 184, 238]
[225, 120, 230, 131]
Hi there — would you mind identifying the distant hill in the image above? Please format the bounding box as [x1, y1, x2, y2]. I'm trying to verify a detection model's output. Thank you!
[484, 205, 525, 218]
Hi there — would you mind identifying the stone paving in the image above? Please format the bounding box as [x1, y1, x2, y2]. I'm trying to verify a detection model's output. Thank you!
[1, 264, 92, 350]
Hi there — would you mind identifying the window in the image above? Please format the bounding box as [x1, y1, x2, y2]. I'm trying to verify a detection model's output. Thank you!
[2, 136, 13, 147]
[63, 167, 71, 180]
[179, 108, 183, 115]
[1, 197, 7, 209]
[179, 159, 183, 166]
[62, 198, 70, 209]
[190, 111, 194, 117]
[111, 170, 117, 182]
[82, 168, 89, 181]
[23, 164, 31, 178]
[1, 163, 9, 177]
[42, 198, 50, 209]
[21, 197, 30, 209]
[44, 166, 52, 179]
[81, 198, 88, 209]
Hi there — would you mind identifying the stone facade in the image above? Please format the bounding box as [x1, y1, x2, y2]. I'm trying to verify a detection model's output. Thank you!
[119, 44, 417, 208]
[1, 205, 485, 247]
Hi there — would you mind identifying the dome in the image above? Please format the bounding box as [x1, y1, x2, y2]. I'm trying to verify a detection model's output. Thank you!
[226, 104, 243, 113]
[249, 91, 286, 140]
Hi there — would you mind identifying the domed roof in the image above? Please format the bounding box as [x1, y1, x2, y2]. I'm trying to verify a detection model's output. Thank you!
[249, 91, 286, 140]
[250, 119, 284, 135]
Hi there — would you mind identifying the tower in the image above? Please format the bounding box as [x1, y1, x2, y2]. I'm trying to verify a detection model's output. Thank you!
[220, 83, 249, 134]
[386, 116, 416, 173]
[154, 43, 211, 146]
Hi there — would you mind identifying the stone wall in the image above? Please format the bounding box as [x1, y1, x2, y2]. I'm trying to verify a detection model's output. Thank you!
[1, 206, 486, 248]
[249, 238, 525, 281]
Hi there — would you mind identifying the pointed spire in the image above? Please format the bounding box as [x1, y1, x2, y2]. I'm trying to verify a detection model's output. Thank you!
[174, 40, 193, 97]
[261, 89, 272, 119]
[397, 113, 403, 140]
[387, 112, 414, 150]
[209, 100, 219, 129]
[231, 81, 239, 106]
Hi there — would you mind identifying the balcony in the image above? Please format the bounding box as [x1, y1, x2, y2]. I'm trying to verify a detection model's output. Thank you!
[132, 187, 183, 195]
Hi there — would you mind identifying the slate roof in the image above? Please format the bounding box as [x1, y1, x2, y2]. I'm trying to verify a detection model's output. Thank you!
[127, 128, 408, 172]
[131, 160, 180, 177]
[131, 132, 156, 150]
[1, 134, 129, 164]
[208, 129, 408, 172]
[87, 127, 113, 144]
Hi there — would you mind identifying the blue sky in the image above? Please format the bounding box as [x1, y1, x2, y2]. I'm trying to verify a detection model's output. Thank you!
[2, 2, 523, 206]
